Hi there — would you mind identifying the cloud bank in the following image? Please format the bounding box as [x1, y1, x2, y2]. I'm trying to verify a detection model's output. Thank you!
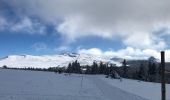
[1, 0, 170, 51]
[78, 47, 170, 62]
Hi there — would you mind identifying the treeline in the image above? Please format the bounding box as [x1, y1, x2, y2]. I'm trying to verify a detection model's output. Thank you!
[1, 60, 119, 76]
[66, 60, 118, 75]
[1, 56, 170, 83]
[132, 60, 161, 82]
[130, 57, 170, 83]
[65, 57, 170, 83]
[1, 65, 66, 74]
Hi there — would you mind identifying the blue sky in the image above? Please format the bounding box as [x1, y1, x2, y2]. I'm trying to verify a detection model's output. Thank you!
[1, 0, 170, 60]
[0, 29, 124, 57]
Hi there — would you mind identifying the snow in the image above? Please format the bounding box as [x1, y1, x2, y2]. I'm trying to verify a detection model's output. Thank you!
[0, 69, 166, 100]
[0, 69, 104, 100]
[101, 76, 170, 100]
[88, 76, 148, 100]
[0, 54, 121, 68]
[0, 69, 147, 100]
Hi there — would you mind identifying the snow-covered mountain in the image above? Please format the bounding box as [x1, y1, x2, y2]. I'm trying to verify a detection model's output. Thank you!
[0, 53, 121, 68]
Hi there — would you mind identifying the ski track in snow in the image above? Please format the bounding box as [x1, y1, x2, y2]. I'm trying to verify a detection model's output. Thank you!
[0, 69, 159, 100]
[87, 76, 148, 100]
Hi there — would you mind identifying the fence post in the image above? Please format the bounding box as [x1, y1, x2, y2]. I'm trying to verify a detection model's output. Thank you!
[161, 51, 166, 100]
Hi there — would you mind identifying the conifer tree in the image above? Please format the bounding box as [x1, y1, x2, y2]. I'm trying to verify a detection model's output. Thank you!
[99, 62, 104, 74]
[122, 59, 128, 78]
[91, 62, 99, 74]
[138, 63, 147, 80]
[148, 57, 157, 82]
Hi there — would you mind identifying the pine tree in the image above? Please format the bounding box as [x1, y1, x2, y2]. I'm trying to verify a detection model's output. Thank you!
[122, 59, 128, 78]
[155, 63, 161, 82]
[104, 63, 109, 75]
[147, 57, 157, 82]
[85, 65, 91, 74]
[72, 60, 81, 73]
[151, 63, 157, 75]
[67, 63, 72, 73]
[91, 62, 99, 74]
[99, 62, 104, 74]
[66, 60, 81, 74]
[2, 65, 8, 69]
[138, 63, 147, 80]
[110, 64, 116, 74]
[148, 61, 152, 75]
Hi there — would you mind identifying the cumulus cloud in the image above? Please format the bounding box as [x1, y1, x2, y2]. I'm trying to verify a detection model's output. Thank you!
[0, 16, 46, 34]
[1, 0, 170, 49]
[10, 17, 46, 35]
[78, 48, 102, 56]
[78, 47, 170, 61]
[123, 32, 167, 49]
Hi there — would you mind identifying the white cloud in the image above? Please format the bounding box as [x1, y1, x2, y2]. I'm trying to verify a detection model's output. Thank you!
[32, 42, 47, 51]
[0, 16, 46, 35]
[2, 0, 170, 49]
[57, 15, 115, 41]
[11, 17, 46, 35]
[54, 46, 70, 52]
[78, 48, 102, 56]
[0, 16, 8, 30]
[123, 32, 167, 49]
[78, 47, 170, 62]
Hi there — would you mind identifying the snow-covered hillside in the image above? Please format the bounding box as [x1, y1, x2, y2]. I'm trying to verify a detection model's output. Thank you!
[0, 69, 149, 100]
[101, 76, 170, 100]
[0, 53, 121, 68]
[0, 69, 169, 100]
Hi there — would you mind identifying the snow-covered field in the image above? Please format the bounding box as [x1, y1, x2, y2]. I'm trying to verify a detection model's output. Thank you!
[0, 69, 169, 100]
[101, 76, 170, 100]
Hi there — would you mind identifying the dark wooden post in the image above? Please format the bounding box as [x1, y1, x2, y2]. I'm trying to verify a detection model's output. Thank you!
[161, 51, 166, 100]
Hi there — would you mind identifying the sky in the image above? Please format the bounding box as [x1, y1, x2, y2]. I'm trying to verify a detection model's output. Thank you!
[1, 0, 170, 60]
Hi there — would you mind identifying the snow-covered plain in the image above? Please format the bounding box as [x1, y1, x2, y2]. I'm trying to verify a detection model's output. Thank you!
[0, 69, 105, 100]
[0, 69, 169, 100]
[101, 76, 170, 100]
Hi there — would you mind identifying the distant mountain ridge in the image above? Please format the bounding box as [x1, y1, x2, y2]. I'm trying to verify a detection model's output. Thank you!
[0, 53, 122, 68]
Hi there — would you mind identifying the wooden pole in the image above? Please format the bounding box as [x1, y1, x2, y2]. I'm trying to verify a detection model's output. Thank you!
[161, 51, 166, 100]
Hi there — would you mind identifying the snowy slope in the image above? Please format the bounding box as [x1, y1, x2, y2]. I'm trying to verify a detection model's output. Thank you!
[101, 76, 170, 100]
[0, 53, 121, 68]
[0, 69, 148, 100]
[0, 69, 169, 100]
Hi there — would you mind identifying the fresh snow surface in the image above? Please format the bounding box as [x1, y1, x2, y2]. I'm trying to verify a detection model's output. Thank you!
[101, 76, 170, 100]
[0, 54, 121, 68]
[0, 69, 151, 100]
